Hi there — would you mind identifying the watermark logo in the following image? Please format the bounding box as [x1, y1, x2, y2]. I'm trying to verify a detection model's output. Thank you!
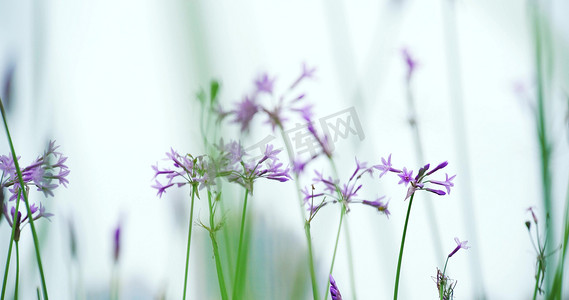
[245, 106, 365, 161]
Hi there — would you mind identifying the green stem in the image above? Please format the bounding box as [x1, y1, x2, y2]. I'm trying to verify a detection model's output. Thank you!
[207, 191, 228, 300]
[279, 128, 320, 300]
[439, 257, 449, 300]
[182, 187, 196, 300]
[14, 242, 18, 300]
[0, 98, 48, 300]
[304, 222, 319, 300]
[232, 188, 249, 300]
[110, 266, 119, 300]
[532, 2, 554, 292]
[393, 193, 415, 300]
[344, 217, 357, 300]
[1, 193, 20, 300]
[324, 206, 345, 300]
[533, 258, 542, 300]
[327, 159, 357, 300]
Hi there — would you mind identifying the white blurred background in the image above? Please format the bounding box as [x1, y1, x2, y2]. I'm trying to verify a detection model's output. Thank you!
[0, 0, 568, 299]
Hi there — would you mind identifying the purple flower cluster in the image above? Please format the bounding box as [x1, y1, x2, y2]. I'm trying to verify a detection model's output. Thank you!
[152, 141, 291, 197]
[227, 63, 316, 133]
[0, 140, 69, 202]
[302, 157, 390, 218]
[217, 141, 291, 193]
[375, 154, 455, 200]
[0, 141, 68, 230]
[152, 149, 213, 197]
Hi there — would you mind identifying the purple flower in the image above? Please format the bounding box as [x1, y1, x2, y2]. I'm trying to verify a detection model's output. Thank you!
[349, 157, 369, 181]
[255, 73, 275, 94]
[398, 168, 413, 187]
[151, 180, 174, 198]
[426, 161, 448, 176]
[290, 62, 317, 90]
[376, 154, 454, 200]
[527, 206, 538, 224]
[448, 237, 470, 258]
[232, 95, 259, 132]
[113, 222, 121, 263]
[329, 275, 343, 300]
[401, 47, 418, 82]
[425, 188, 446, 196]
[362, 196, 390, 218]
[2, 201, 54, 238]
[375, 154, 392, 178]
[430, 173, 456, 194]
[0, 140, 69, 202]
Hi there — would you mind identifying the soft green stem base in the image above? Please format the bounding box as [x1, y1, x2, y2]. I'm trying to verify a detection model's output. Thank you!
[393, 193, 415, 300]
[182, 187, 196, 300]
[324, 206, 345, 300]
[1, 193, 20, 300]
[0, 98, 48, 300]
[207, 191, 228, 300]
[279, 128, 320, 300]
[14, 242, 19, 300]
[439, 257, 449, 300]
[304, 222, 319, 300]
[232, 189, 249, 300]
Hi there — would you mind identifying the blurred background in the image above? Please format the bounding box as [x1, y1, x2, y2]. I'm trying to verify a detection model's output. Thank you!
[0, 0, 568, 299]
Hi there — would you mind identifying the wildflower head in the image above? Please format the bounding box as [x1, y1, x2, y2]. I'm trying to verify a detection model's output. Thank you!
[255, 73, 275, 94]
[376, 154, 454, 200]
[232, 95, 259, 132]
[329, 275, 343, 300]
[2, 200, 53, 241]
[362, 196, 390, 218]
[448, 237, 470, 258]
[0, 140, 70, 202]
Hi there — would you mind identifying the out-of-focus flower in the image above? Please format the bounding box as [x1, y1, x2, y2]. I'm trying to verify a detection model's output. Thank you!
[227, 63, 317, 135]
[329, 275, 342, 300]
[232, 96, 259, 132]
[401, 47, 418, 82]
[0, 140, 70, 202]
[113, 222, 121, 263]
[255, 73, 275, 94]
[362, 196, 391, 218]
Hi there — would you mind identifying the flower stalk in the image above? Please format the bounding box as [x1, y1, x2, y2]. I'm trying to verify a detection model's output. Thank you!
[393, 192, 415, 300]
[0, 98, 49, 300]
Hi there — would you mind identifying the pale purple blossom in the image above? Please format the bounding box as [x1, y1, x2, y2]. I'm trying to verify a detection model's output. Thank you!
[429, 173, 456, 194]
[448, 237, 470, 257]
[305, 158, 387, 216]
[376, 154, 454, 200]
[0, 140, 69, 202]
[232, 95, 259, 132]
[228, 63, 317, 134]
[398, 167, 413, 187]
[255, 73, 275, 94]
